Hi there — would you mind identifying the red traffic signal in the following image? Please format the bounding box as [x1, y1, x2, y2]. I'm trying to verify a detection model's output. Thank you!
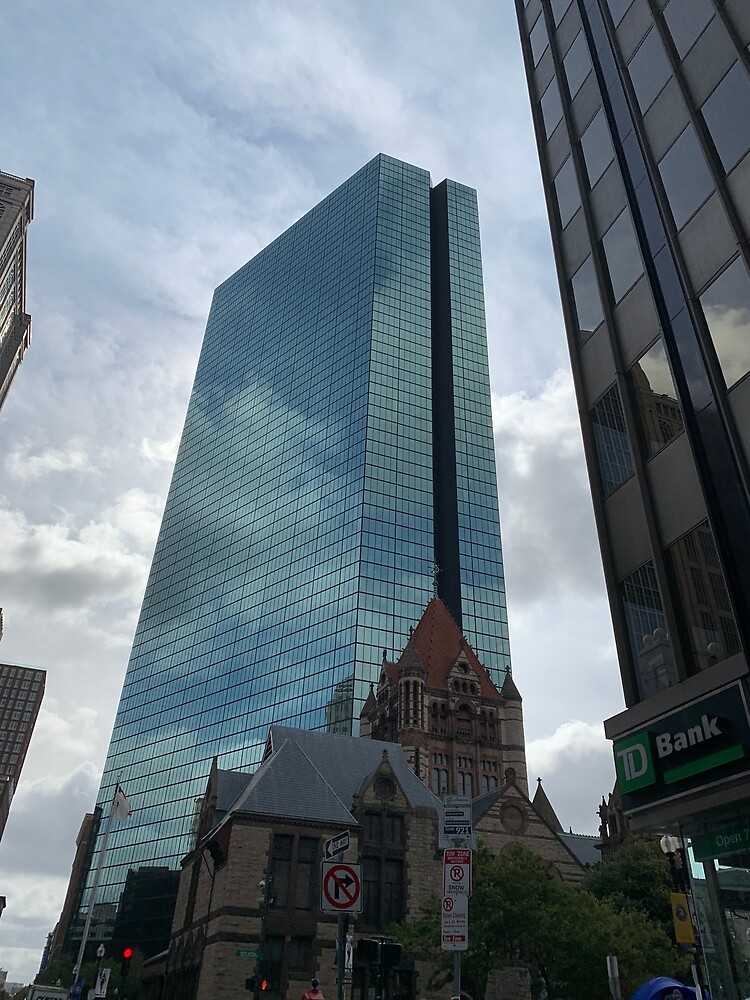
[261, 979, 269, 991]
[122, 947, 133, 959]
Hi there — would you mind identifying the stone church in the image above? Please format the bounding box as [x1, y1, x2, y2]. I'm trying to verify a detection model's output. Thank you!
[146, 599, 597, 1000]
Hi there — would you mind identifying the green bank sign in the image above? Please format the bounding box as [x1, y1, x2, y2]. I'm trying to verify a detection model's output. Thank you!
[613, 684, 750, 802]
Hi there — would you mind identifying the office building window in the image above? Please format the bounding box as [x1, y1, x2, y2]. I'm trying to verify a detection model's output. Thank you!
[602, 209, 644, 303]
[702, 62, 750, 174]
[700, 257, 750, 388]
[530, 15, 549, 66]
[628, 29, 672, 114]
[563, 32, 593, 99]
[668, 521, 741, 671]
[629, 338, 683, 459]
[591, 384, 634, 495]
[581, 109, 615, 188]
[552, 0, 573, 26]
[621, 561, 676, 698]
[541, 78, 564, 139]
[554, 156, 581, 228]
[571, 256, 605, 342]
[662, 0, 715, 59]
[658, 126, 714, 230]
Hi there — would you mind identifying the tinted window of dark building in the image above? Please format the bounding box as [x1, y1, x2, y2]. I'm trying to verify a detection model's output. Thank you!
[602, 209, 643, 303]
[552, 0, 573, 26]
[629, 339, 684, 458]
[628, 29, 672, 114]
[571, 256, 605, 341]
[621, 561, 676, 699]
[658, 125, 714, 228]
[541, 78, 564, 138]
[530, 15, 549, 66]
[700, 256, 750, 388]
[606, 0, 634, 26]
[581, 109, 615, 188]
[702, 62, 750, 174]
[668, 521, 741, 671]
[663, 0, 715, 58]
[554, 156, 581, 227]
[591, 384, 635, 495]
[564, 32, 593, 99]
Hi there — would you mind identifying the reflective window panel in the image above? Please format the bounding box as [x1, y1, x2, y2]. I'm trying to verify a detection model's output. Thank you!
[591, 383, 635, 495]
[702, 62, 750, 174]
[621, 561, 677, 699]
[700, 257, 750, 388]
[554, 156, 581, 228]
[658, 125, 714, 229]
[602, 209, 644, 303]
[628, 28, 672, 114]
[668, 521, 742, 671]
[530, 14, 549, 66]
[571, 255, 605, 341]
[629, 338, 684, 458]
[606, 0, 634, 26]
[564, 32, 593, 99]
[552, 0, 574, 26]
[663, 0, 715, 59]
[581, 109, 615, 188]
[541, 77, 564, 138]
[79, 155, 512, 944]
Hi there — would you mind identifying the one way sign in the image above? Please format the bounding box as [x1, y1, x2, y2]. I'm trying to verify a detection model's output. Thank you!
[321, 861, 363, 912]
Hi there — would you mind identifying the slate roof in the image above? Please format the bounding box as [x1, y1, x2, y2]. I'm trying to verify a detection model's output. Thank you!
[214, 726, 441, 829]
[471, 783, 512, 822]
[532, 778, 563, 833]
[558, 833, 601, 866]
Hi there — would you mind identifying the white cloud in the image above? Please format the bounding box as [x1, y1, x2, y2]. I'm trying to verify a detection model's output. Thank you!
[5, 441, 93, 481]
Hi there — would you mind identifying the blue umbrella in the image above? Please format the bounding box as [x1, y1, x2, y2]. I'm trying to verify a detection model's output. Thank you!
[630, 978, 699, 1000]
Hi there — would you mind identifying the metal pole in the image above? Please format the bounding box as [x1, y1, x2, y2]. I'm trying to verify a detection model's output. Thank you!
[338, 914, 345, 1000]
[704, 858, 740, 1000]
[73, 805, 115, 983]
[452, 951, 460, 999]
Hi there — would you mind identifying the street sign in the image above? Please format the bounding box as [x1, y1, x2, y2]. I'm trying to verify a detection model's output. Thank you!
[443, 848, 472, 896]
[236, 949, 263, 959]
[440, 795, 474, 847]
[325, 830, 351, 859]
[94, 968, 111, 998]
[321, 861, 363, 912]
[440, 893, 468, 951]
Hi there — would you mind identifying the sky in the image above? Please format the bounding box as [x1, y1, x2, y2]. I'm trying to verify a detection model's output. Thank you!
[0, 0, 624, 983]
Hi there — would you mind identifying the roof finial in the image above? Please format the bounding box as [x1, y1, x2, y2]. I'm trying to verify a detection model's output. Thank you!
[537, 776, 542, 785]
[432, 561, 440, 596]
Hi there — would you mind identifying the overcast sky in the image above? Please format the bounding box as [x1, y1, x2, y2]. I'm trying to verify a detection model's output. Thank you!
[0, 0, 624, 984]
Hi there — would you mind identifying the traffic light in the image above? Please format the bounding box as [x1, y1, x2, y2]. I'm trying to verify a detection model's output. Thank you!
[356, 938, 379, 964]
[381, 942, 402, 968]
[121, 946, 133, 977]
[261, 979, 269, 991]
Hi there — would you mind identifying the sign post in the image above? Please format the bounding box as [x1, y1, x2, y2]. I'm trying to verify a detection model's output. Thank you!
[321, 835, 356, 1000]
[440, 798, 473, 999]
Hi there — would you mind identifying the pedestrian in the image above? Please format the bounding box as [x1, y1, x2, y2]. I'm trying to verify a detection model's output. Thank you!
[301, 978, 324, 1000]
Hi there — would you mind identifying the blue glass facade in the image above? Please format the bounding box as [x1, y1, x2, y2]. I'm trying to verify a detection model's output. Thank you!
[80, 155, 510, 949]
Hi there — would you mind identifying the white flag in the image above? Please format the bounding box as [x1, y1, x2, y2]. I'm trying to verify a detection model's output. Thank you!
[111, 785, 132, 821]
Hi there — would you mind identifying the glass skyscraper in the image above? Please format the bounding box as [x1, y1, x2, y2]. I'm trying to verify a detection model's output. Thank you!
[77, 154, 510, 953]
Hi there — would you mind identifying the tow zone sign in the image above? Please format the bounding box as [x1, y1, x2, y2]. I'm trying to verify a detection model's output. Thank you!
[321, 861, 363, 912]
[441, 893, 468, 950]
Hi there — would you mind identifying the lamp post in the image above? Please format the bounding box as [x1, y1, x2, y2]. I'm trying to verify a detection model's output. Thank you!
[660, 835, 708, 998]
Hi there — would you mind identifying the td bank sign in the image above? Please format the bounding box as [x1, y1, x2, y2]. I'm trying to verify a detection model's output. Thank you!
[613, 685, 749, 798]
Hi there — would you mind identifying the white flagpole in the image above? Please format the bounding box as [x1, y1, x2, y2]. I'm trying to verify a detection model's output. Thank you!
[72, 786, 120, 983]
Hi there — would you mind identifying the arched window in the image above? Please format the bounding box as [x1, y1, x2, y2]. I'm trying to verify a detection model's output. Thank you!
[432, 768, 440, 793]
[456, 704, 472, 739]
[440, 769, 449, 794]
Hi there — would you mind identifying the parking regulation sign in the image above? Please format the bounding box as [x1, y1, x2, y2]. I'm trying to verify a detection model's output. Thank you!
[440, 794, 474, 847]
[321, 861, 363, 912]
[443, 848, 472, 896]
[441, 893, 468, 951]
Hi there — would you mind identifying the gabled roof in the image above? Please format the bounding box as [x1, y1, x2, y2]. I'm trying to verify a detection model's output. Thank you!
[558, 833, 601, 867]
[471, 783, 513, 822]
[532, 778, 563, 834]
[231, 739, 357, 825]
[219, 726, 440, 824]
[216, 768, 254, 814]
[389, 598, 500, 698]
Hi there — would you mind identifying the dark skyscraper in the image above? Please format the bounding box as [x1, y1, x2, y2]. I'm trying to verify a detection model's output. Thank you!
[79, 154, 510, 948]
[0, 171, 34, 412]
[0, 661, 45, 842]
[516, 1, 750, 990]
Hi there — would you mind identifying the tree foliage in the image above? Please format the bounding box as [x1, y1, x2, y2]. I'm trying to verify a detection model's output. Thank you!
[397, 841, 689, 1000]
[583, 835, 674, 937]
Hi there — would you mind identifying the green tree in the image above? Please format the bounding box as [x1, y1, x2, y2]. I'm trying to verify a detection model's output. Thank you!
[583, 835, 674, 937]
[398, 841, 689, 1000]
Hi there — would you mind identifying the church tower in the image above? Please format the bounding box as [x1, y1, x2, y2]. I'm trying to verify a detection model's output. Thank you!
[361, 598, 528, 796]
